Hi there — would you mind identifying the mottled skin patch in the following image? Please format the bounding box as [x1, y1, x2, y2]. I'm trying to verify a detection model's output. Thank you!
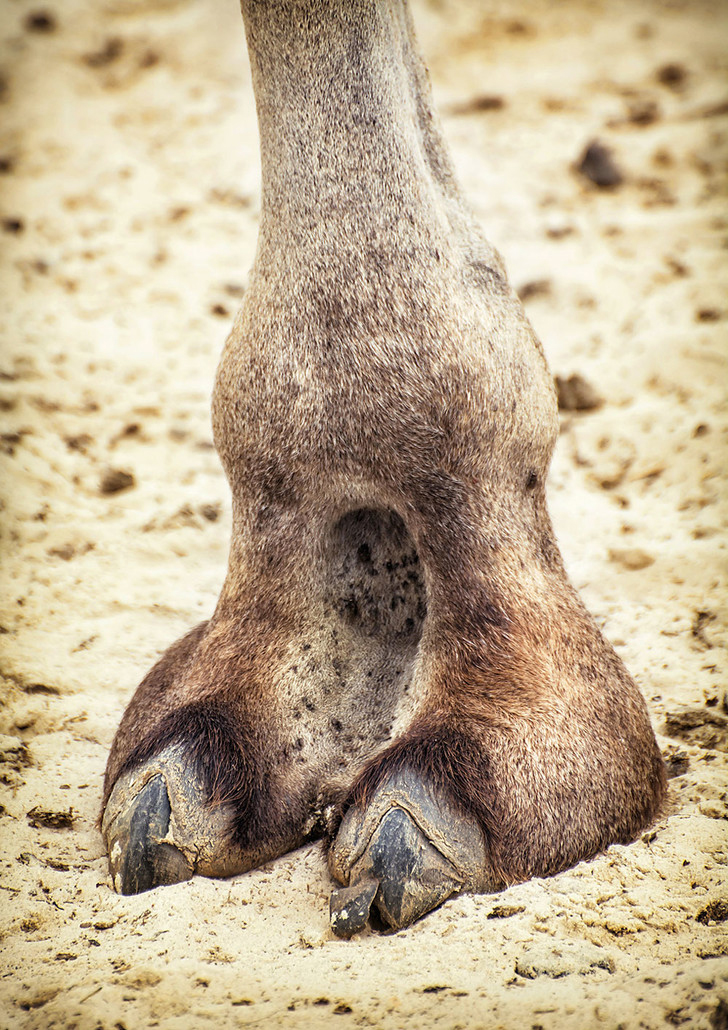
[102, 0, 665, 908]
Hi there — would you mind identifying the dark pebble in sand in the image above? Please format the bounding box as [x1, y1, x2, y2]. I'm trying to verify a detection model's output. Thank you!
[99, 468, 135, 494]
[577, 140, 623, 188]
[555, 373, 603, 412]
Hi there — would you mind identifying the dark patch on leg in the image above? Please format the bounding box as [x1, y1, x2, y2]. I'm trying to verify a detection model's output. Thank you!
[326, 507, 427, 641]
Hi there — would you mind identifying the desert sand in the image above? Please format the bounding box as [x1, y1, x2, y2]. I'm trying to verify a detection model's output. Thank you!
[0, 0, 726, 1027]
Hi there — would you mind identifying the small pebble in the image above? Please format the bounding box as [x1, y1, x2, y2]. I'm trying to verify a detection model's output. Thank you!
[555, 373, 603, 411]
[99, 468, 135, 494]
[577, 141, 623, 188]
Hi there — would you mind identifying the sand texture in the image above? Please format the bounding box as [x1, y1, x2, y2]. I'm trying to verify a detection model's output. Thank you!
[0, 0, 726, 1026]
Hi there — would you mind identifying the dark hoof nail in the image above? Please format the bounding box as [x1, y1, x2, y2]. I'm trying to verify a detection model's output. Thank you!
[329, 771, 489, 934]
[328, 807, 463, 935]
[359, 807, 461, 930]
[107, 775, 193, 894]
[330, 879, 379, 938]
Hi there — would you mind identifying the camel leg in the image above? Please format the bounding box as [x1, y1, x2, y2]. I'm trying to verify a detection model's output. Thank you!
[102, 0, 666, 922]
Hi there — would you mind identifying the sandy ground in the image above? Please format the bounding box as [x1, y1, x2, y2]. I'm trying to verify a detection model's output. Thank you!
[0, 0, 726, 1026]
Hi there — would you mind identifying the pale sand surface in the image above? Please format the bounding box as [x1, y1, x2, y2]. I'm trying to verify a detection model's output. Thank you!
[0, 0, 726, 1027]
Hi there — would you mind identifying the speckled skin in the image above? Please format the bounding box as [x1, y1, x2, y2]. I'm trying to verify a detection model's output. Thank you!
[102, 0, 665, 902]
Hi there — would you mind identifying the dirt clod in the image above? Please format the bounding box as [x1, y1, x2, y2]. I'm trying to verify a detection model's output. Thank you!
[26, 807, 75, 830]
[577, 140, 623, 188]
[518, 279, 551, 301]
[200, 503, 221, 522]
[664, 707, 728, 752]
[661, 745, 689, 778]
[487, 904, 526, 919]
[450, 94, 505, 115]
[99, 468, 135, 494]
[608, 548, 655, 571]
[657, 63, 688, 90]
[627, 98, 660, 125]
[696, 900, 728, 925]
[83, 38, 124, 68]
[24, 11, 57, 34]
[0, 735, 31, 770]
[555, 373, 603, 411]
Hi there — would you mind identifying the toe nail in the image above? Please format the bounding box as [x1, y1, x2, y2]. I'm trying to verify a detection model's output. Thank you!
[107, 774, 193, 894]
[359, 807, 461, 930]
[330, 878, 379, 938]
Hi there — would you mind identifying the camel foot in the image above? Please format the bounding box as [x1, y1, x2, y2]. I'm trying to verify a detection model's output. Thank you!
[328, 771, 489, 934]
